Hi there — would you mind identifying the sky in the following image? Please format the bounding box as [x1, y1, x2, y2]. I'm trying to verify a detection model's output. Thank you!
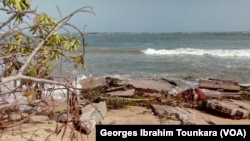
[2, 0, 250, 33]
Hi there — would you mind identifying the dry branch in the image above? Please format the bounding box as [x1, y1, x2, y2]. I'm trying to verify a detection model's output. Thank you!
[0, 3, 94, 139]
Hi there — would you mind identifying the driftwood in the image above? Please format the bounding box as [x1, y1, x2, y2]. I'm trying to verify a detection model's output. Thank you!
[199, 79, 241, 92]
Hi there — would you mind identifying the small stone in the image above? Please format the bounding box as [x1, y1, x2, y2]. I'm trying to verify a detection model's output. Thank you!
[151, 104, 194, 123]
[54, 112, 72, 123]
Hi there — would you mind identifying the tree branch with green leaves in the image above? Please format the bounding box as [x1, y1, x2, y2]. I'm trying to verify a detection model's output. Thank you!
[0, 0, 94, 134]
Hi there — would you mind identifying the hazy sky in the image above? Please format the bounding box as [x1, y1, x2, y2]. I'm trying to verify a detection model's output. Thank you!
[4, 0, 250, 32]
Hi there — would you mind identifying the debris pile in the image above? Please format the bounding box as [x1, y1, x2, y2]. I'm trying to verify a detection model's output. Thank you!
[52, 76, 250, 133]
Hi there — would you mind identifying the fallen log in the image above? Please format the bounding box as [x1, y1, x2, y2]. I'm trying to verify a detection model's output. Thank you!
[199, 79, 240, 92]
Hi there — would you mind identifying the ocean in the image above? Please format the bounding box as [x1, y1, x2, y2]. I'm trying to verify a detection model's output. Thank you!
[1, 32, 250, 101]
[74, 32, 250, 84]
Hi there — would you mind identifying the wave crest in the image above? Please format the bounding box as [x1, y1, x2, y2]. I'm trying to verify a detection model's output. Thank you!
[141, 48, 250, 58]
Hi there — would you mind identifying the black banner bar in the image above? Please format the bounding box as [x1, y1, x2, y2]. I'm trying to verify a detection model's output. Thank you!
[96, 125, 250, 141]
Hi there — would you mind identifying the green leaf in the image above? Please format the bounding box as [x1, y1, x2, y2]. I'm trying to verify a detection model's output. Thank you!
[27, 67, 36, 76]
[46, 62, 53, 72]
[41, 59, 47, 66]
[13, 0, 22, 10]
[82, 60, 86, 70]
[15, 33, 23, 43]
[26, 36, 31, 44]
[70, 54, 85, 69]
[21, 47, 26, 53]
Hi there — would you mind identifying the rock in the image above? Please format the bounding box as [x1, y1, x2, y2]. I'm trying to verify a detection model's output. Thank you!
[220, 92, 243, 98]
[161, 78, 178, 86]
[75, 101, 107, 134]
[194, 88, 207, 101]
[227, 99, 250, 111]
[175, 88, 207, 102]
[238, 83, 250, 91]
[175, 88, 194, 101]
[208, 78, 238, 84]
[168, 86, 190, 95]
[106, 89, 135, 97]
[54, 112, 72, 123]
[204, 99, 250, 119]
[144, 92, 162, 98]
[91, 101, 108, 124]
[151, 104, 195, 124]
[200, 89, 242, 98]
[79, 77, 107, 90]
[199, 79, 241, 92]
[126, 80, 174, 92]
[205, 99, 237, 116]
[105, 86, 127, 92]
[174, 107, 195, 123]
[238, 83, 250, 87]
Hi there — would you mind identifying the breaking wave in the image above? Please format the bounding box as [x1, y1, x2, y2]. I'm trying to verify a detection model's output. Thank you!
[141, 48, 250, 58]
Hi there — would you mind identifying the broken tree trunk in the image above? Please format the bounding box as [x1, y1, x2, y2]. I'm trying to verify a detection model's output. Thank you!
[199, 79, 241, 92]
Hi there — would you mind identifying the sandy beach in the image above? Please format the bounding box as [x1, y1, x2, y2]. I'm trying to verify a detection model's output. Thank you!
[1, 99, 250, 141]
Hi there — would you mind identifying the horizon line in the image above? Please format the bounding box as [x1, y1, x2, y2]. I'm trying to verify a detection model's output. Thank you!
[82, 31, 250, 34]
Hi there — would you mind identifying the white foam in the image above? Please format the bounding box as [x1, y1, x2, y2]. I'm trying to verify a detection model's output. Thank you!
[45, 74, 88, 99]
[141, 48, 250, 58]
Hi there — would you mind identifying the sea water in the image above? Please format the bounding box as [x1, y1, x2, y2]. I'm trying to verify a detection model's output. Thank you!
[2, 32, 250, 102]
[78, 32, 250, 83]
